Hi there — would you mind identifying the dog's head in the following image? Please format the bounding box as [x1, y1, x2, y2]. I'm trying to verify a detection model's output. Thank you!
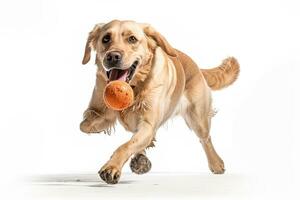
[82, 20, 177, 85]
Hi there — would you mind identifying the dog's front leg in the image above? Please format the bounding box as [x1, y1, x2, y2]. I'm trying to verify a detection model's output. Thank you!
[99, 121, 154, 184]
[80, 72, 117, 134]
[80, 107, 116, 134]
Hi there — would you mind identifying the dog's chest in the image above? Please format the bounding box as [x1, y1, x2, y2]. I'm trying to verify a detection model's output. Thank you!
[117, 92, 152, 132]
[118, 111, 139, 132]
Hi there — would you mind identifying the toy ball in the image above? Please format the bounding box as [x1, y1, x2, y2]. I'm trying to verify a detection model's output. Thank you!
[103, 80, 134, 110]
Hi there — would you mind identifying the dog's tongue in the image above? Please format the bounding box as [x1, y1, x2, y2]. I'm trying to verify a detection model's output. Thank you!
[109, 69, 128, 82]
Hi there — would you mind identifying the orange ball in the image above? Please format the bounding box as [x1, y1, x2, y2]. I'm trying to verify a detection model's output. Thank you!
[103, 80, 134, 110]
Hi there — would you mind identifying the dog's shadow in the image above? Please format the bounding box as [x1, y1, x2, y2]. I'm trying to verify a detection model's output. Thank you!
[29, 174, 136, 188]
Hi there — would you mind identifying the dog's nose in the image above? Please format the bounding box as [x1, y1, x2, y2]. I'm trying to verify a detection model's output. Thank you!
[105, 51, 122, 67]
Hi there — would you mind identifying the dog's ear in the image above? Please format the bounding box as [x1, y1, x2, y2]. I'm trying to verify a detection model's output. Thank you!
[141, 24, 177, 57]
[82, 23, 104, 65]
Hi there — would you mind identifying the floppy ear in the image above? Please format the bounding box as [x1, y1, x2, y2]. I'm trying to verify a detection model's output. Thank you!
[82, 23, 104, 65]
[142, 24, 177, 57]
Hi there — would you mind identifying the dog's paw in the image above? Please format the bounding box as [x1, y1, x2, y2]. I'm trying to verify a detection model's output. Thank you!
[98, 165, 121, 184]
[130, 154, 152, 174]
[80, 119, 101, 133]
[80, 110, 104, 133]
[209, 158, 225, 174]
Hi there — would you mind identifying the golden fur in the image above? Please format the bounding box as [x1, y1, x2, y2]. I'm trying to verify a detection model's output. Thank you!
[80, 20, 240, 184]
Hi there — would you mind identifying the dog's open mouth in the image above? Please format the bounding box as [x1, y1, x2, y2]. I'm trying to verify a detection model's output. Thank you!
[106, 60, 139, 83]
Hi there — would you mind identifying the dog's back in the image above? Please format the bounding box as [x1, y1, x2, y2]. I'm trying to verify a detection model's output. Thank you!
[175, 50, 240, 91]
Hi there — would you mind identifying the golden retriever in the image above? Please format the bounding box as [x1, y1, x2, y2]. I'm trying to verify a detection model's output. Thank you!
[80, 20, 239, 184]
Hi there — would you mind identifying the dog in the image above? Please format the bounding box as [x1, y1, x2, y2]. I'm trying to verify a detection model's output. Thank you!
[80, 20, 239, 184]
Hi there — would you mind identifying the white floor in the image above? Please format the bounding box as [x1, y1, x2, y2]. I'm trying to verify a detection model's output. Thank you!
[23, 173, 253, 200]
[12, 172, 297, 200]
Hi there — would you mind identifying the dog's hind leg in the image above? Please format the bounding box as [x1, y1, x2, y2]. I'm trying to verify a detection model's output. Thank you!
[182, 76, 225, 174]
[129, 137, 155, 174]
[130, 150, 152, 174]
[184, 105, 225, 174]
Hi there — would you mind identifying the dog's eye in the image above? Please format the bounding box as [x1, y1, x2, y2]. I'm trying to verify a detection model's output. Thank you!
[102, 34, 111, 44]
[128, 36, 137, 44]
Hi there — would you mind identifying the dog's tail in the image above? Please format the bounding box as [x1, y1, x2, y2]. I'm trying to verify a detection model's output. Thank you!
[202, 57, 240, 91]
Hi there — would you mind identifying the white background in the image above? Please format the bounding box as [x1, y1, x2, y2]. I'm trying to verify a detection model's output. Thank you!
[0, 0, 299, 199]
